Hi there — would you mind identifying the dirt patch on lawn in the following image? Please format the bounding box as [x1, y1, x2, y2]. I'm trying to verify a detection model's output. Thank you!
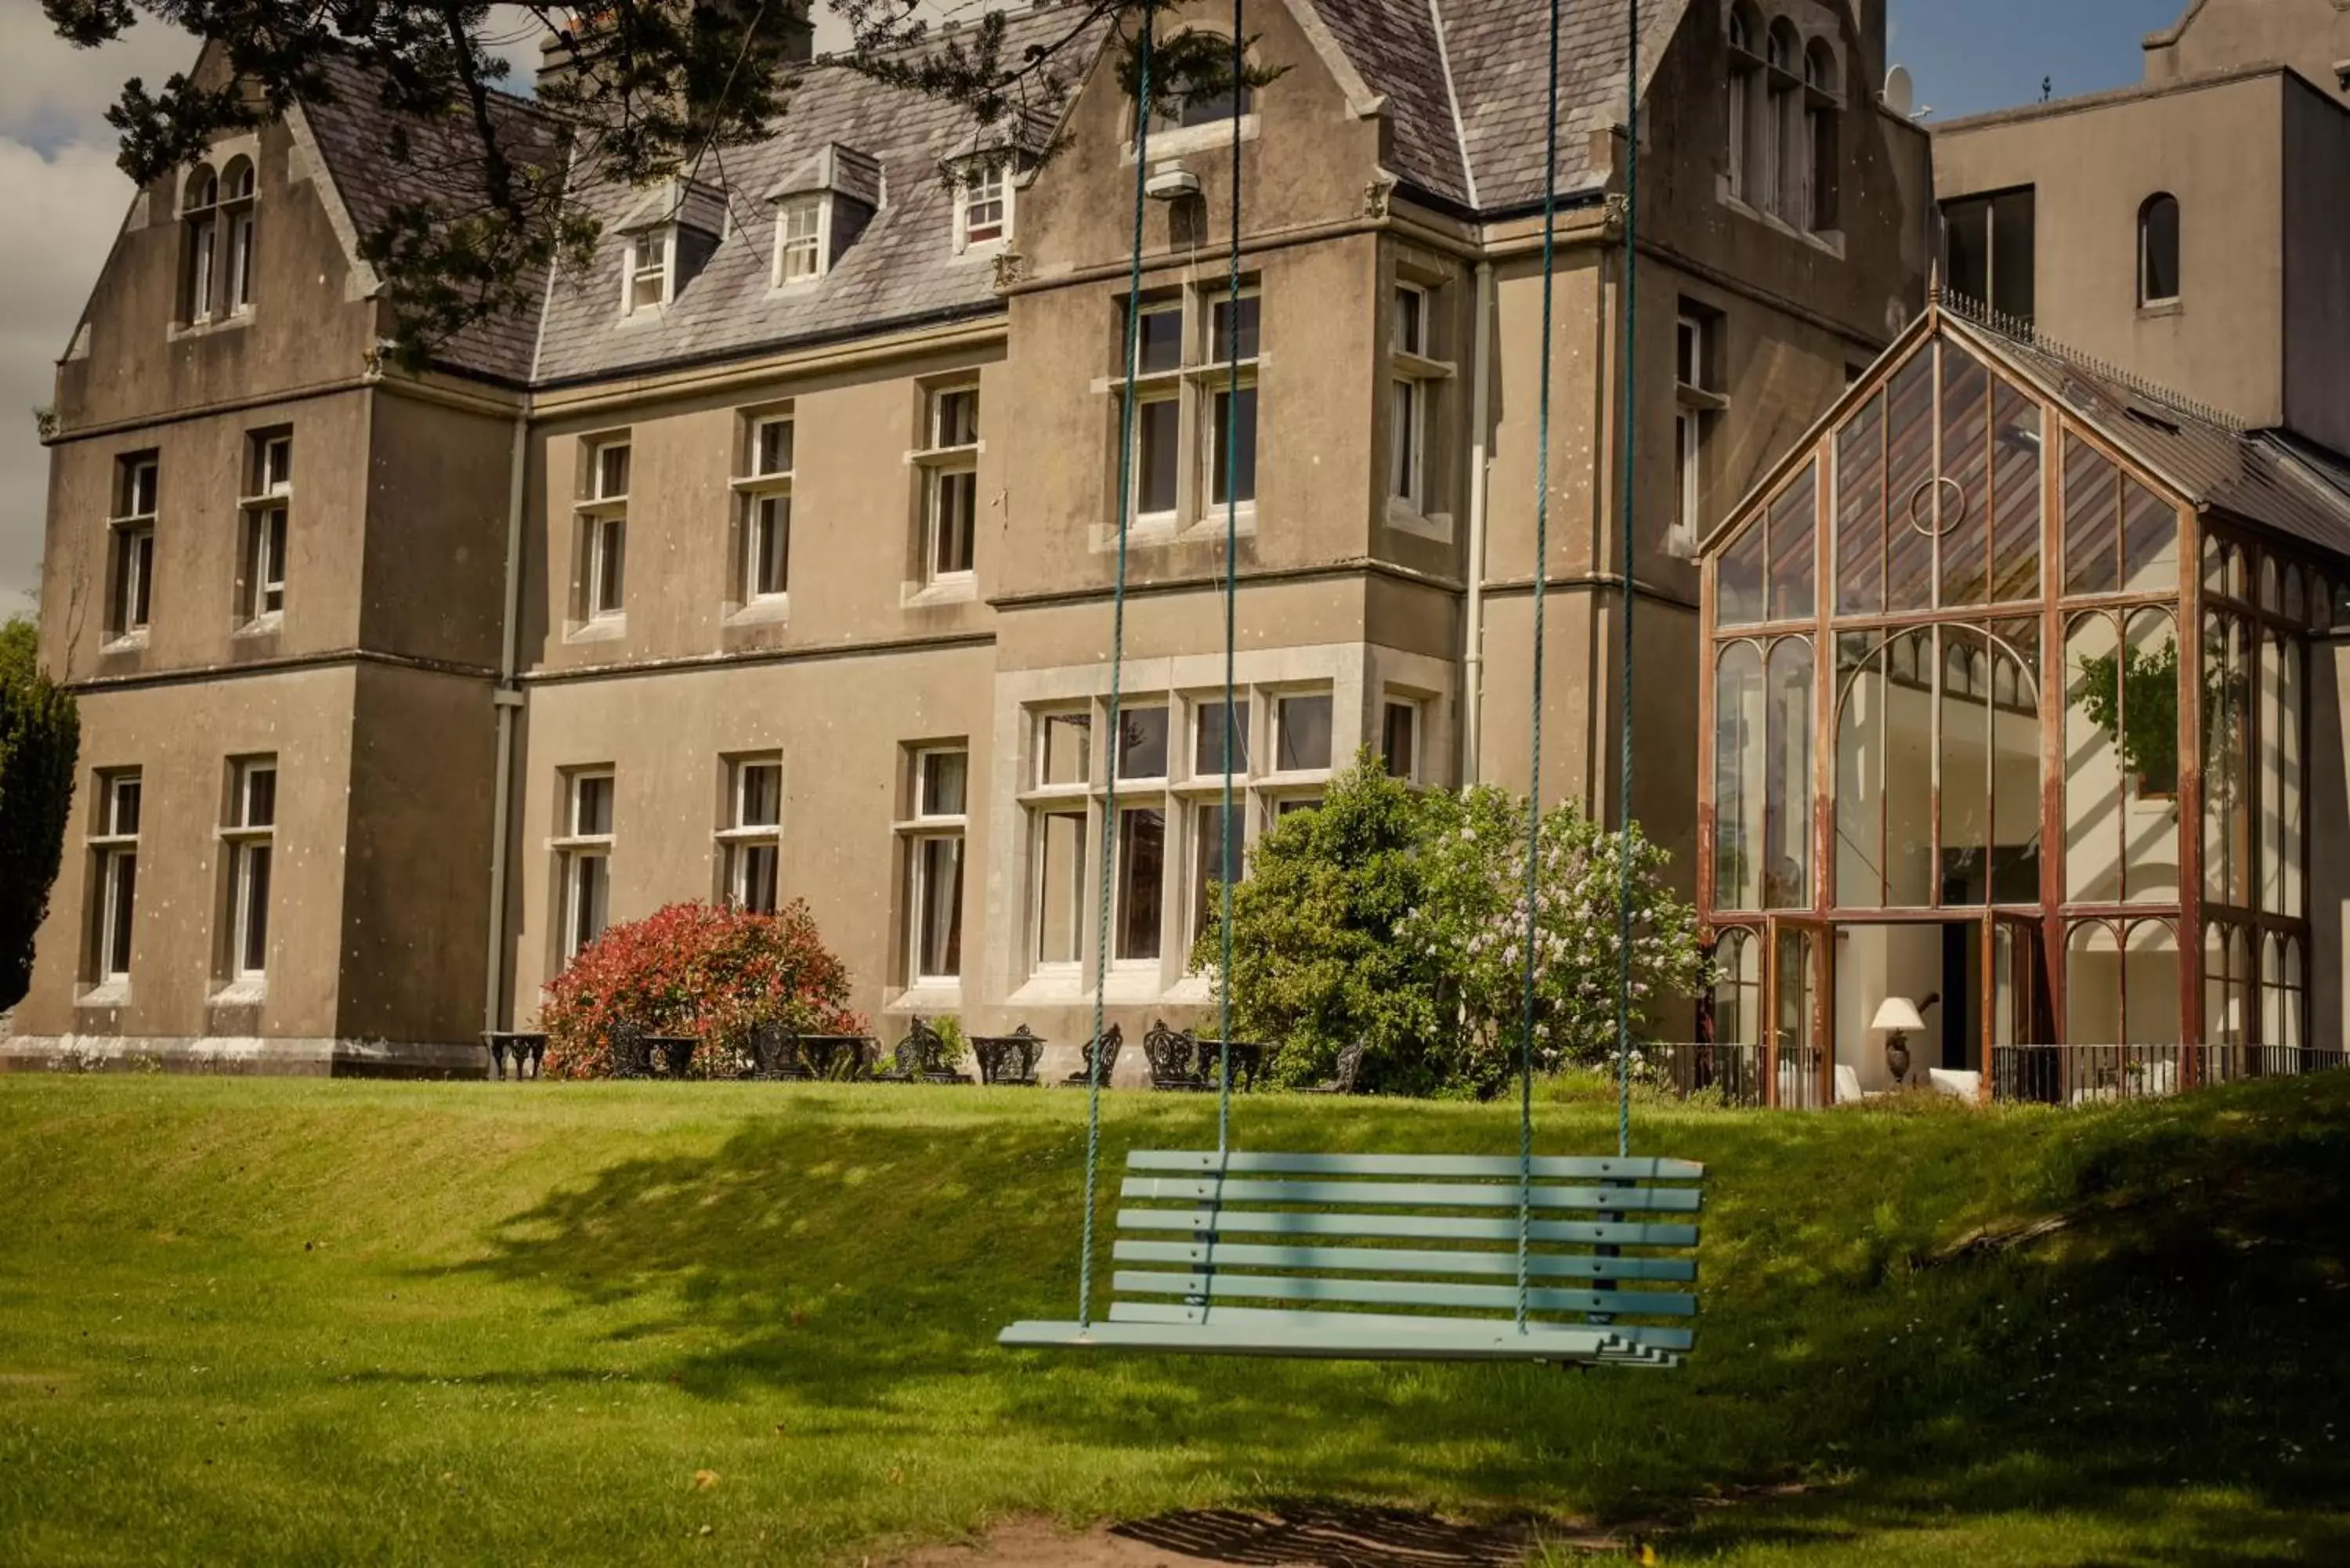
[894, 1504, 1634, 1566]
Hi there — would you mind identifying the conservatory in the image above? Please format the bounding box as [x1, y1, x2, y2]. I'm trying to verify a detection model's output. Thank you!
[1697, 297, 2350, 1106]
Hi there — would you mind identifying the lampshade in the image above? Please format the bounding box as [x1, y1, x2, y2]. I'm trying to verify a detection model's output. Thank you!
[1871, 996, 1928, 1034]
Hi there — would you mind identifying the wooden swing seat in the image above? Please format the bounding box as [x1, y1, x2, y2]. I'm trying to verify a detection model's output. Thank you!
[999, 1150, 1703, 1367]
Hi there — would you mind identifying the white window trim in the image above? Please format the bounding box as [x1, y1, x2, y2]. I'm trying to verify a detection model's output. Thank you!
[621, 227, 675, 316]
[554, 770, 616, 964]
[908, 384, 983, 596]
[953, 162, 1012, 254]
[573, 439, 631, 628]
[237, 435, 291, 629]
[717, 756, 784, 912]
[89, 771, 143, 988]
[898, 746, 970, 992]
[772, 195, 830, 287]
[1380, 693, 1426, 783]
[727, 413, 796, 617]
[221, 759, 277, 984]
[1099, 284, 1264, 544]
[108, 458, 159, 644]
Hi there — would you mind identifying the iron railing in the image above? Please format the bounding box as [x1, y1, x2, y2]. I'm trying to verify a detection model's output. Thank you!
[1659, 1042, 1828, 1109]
[1990, 1043, 2347, 1106]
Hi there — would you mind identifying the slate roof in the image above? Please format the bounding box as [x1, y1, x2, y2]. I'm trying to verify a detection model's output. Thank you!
[299, 56, 565, 384]
[288, 0, 1691, 385]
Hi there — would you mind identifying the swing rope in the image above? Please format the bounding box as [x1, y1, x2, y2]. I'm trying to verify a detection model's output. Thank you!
[1216, 0, 1244, 1161]
[1614, 0, 1643, 1161]
[1078, 9, 1155, 1333]
[1514, 0, 1567, 1334]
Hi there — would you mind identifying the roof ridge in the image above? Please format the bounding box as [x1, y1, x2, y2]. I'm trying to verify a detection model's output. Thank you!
[1939, 287, 2246, 435]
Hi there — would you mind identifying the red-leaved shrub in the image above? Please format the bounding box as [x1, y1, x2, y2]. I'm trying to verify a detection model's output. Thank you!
[539, 899, 866, 1079]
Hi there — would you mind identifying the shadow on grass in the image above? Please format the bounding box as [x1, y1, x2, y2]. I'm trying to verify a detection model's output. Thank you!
[1110, 1501, 1539, 1566]
[457, 1078, 2350, 1559]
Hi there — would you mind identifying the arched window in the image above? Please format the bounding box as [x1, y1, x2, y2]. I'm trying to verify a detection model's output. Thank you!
[1766, 20, 1803, 223]
[2138, 193, 2179, 306]
[1803, 39, 1839, 231]
[1143, 30, 1253, 135]
[181, 165, 220, 325]
[1726, 4, 1762, 204]
[220, 156, 257, 316]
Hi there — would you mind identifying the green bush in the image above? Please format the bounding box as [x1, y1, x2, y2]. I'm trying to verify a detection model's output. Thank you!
[1190, 752, 1701, 1098]
[0, 618, 78, 1012]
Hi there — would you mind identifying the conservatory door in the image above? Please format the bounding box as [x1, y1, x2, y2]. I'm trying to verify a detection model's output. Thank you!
[1986, 912, 2046, 1102]
[1766, 918, 1833, 1108]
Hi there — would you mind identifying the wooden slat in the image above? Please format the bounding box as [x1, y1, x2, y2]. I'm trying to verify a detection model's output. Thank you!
[1114, 1268, 1695, 1317]
[1101, 1305, 1695, 1358]
[1126, 1150, 1705, 1182]
[1113, 1239, 1697, 1282]
[1120, 1177, 1702, 1213]
[999, 1318, 1627, 1364]
[1115, 1208, 1701, 1248]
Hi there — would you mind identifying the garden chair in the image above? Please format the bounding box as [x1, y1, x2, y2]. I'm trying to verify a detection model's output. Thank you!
[1143, 1019, 1209, 1092]
[747, 1019, 809, 1081]
[1301, 1040, 1367, 1096]
[1061, 1023, 1124, 1086]
[604, 1019, 654, 1080]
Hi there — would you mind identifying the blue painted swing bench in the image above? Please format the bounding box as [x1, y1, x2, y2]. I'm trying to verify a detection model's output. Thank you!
[999, 1149, 1703, 1367]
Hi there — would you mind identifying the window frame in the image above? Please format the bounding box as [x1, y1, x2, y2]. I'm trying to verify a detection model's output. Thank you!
[554, 769, 616, 965]
[109, 453, 159, 640]
[718, 754, 784, 913]
[89, 770, 143, 985]
[901, 745, 970, 987]
[732, 410, 795, 609]
[221, 157, 257, 316]
[222, 756, 277, 981]
[1380, 695, 1423, 782]
[956, 161, 1010, 251]
[774, 195, 827, 286]
[1109, 280, 1262, 537]
[623, 226, 674, 314]
[913, 383, 982, 589]
[577, 437, 631, 623]
[237, 432, 292, 625]
[2138, 192, 2182, 309]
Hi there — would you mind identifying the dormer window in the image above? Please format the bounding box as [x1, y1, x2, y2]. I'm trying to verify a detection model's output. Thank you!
[776, 197, 825, 284]
[959, 164, 1007, 249]
[624, 229, 672, 314]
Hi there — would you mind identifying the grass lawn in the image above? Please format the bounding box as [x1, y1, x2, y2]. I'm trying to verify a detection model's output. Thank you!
[0, 1072, 2345, 1566]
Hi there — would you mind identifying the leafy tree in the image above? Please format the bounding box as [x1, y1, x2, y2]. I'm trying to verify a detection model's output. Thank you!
[1192, 753, 1704, 1098]
[0, 618, 81, 1012]
[42, 0, 1276, 370]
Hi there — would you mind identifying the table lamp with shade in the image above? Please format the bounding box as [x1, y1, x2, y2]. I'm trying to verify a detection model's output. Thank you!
[1871, 993, 1936, 1086]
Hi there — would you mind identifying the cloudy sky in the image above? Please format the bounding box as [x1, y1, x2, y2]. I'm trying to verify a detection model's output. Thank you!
[0, 0, 2183, 620]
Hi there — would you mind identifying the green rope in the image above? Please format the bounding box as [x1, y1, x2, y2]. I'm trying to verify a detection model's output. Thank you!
[1614, 0, 1642, 1162]
[1517, 0, 1566, 1333]
[1215, 0, 1244, 1161]
[1079, 12, 1155, 1332]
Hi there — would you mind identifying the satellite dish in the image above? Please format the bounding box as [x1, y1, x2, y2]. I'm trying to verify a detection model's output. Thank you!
[1883, 64, 1915, 117]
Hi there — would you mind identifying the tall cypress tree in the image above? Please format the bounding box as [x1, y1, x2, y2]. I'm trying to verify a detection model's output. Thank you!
[0, 618, 79, 1012]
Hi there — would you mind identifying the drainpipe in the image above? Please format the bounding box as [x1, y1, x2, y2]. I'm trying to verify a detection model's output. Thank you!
[1459, 258, 1496, 786]
[483, 408, 530, 1035]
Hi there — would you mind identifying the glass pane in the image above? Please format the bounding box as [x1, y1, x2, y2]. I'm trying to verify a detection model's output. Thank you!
[2141, 197, 2179, 302]
[1115, 707, 1168, 779]
[1773, 927, 1818, 1053]
[931, 471, 976, 576]
[1136, 397, 1179, 514]
[1039, 713, 1091, 786]
[1834, 392, 1885, 616]
[1764, 638, 1812, 909]
[1767, 462, 1817, 623]
[574, 775, 613, 836]
[1115, 807, 1165, 961]
[1885, 630, 1936, 905]
[1883, 352, 1936, 612]
[2063, 614, 2123, 903]
[915, 836, 964, 978]
[1210, 385, 1256, 505]
[737, 763, 781, 827]
[2205, 923, 2243, 1045]
[1989, 621, 2042, 903]
[1718, 519, 1766, 627]
[1990, 188, 2037, 321]
[2122, 920, 2178, 1047]
[2259, 555, 2282, 613]
[1990, 378, 2042, 602]
[1192, 802, 1242, 944]
[1714, 642, 1765, 911]
[1195, 700, 1248, 776]
[2066, 922, 2119, 1045]
[754, 495, 790, 595]
[933, 388, 979, 446]
[1943, 199, 1989, 305]
[1211, 294, 1260, 361]
[738, 844, 779, 914]
[1713, 929, 1762, 1046]
[2285, 564, 2308, 625]
[2063, 433, 2121, 597]
[919, 750, 967, 817]
[243, 766, 277, 828]
[2120, 477, 2176, 594]
[2202, 614, 2251, 909]
[1834, 637, 1884, 906]
[2120, 609, 2180, 903]
[1276, 694, 1333, 771]
[1381, 702, 1417, 779]
[1135, 304, 1181, 374]
[1035, 811, 1087, 966]
[1938, 342, 1991, 608]
[240, 844, 271, 973]
[756, 419, 794, 475]
[1940, 628, 1991, 904]
[2281, 639, 2304, 918]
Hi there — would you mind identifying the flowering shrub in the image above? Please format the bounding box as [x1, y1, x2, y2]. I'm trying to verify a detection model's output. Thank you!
[1401, 789, 1704, 1092]
[539, 899, 865, 1079]
[1192, 753, 1703, 1097]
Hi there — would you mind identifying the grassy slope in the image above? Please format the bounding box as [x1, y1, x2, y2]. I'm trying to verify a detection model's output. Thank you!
[0, 1075, 2344, 1566]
